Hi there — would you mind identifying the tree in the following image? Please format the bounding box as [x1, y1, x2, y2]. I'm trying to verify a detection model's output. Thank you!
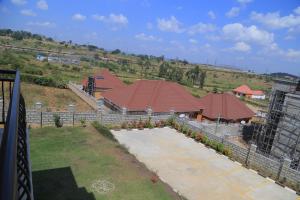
[158, 62, 169, 78]
[144, 59, 151, 77]
[111, 49, 121, 54]
[199, 70, 206, 89]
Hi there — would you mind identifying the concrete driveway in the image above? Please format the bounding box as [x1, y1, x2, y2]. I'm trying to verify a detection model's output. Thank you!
[112, 128, 298, 200]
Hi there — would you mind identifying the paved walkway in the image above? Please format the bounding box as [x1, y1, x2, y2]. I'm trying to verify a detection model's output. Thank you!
[112, 128, 298, 200]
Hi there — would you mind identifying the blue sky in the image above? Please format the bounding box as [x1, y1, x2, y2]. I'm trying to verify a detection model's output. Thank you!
[0, 0, 300, 75]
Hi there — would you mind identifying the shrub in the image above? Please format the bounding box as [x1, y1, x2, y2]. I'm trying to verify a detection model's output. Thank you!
[223, 147, 232, 157]
[166, 116, 175, 126]
[131, 121, 138, 129]
[53, 114, 63, 128]
[187, 129, 192, 137]
[92, 121, 116, 141]
[154, 121, 160, 127]
[182, 125, 188, 134]
[138, 118, 144, 129]
[191, 131, 197, 139]
[80, 118, 86, 127]
[144, 117, 152, 128]
[195, 133, 204, 142]
[202, 136, 209, 145]
[159, 120, 166, 127]
[121, 121, 128, 129]
[216, 143, 224, 153]
[72, 66, 81, 72]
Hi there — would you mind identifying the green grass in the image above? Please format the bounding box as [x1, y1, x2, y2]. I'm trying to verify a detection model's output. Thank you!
[30, 126, 177, 200]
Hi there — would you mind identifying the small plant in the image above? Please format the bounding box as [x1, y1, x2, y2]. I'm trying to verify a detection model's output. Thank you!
[144, 117, 152, 128]
[216, 143, 224, 153]
[223, 147, 232, 157]
[159, 120, 165, 127]
[182, 125, 188, 134]
[138, 118, 144, 129]
[121, 121, 128, 129]
[187, 129, 193, 137]
[154, 121, 160, 127]
[166, 117, 175, 127]
[53, 114, 63, 128]
[80, 118, 86, 127]
[191, 131, 197, 139]
[195, 133, 203, 142]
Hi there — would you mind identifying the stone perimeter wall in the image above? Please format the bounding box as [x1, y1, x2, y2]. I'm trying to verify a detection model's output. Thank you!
[26, 110, 171, 126]
[178, 118, 300, 192]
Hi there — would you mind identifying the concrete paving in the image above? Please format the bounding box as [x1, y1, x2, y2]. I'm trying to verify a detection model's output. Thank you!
[112, 127, 299, 200]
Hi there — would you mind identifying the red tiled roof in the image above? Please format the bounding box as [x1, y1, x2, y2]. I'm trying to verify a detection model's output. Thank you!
[233, 85, 264, 96]
[82, 69, 125, 90]
[102, 80, 204, 113]
[198, 93, 255, 121]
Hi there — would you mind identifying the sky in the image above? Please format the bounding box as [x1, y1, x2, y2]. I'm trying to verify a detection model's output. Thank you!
[0, 0, 300, 75]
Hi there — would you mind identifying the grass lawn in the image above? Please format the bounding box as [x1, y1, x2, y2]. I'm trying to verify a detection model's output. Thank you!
[30, 126, 180, 200]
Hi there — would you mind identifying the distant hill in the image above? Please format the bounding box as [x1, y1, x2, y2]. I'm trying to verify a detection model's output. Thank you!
[269, 72, 299, 80]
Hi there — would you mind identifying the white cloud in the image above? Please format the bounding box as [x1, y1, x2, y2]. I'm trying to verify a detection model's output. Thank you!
[11, 0, 27, 6]
[285, 49, 300, 59]
[157, 16, 184, 33]
[208, 11, 216, 19]
[20, 9, 36, 16]
[72, 13, 86, 21]
[135, 33, 162, 42]
[222, 23, 274, 45]
[237, 0, 253, 4]
[251, 11, 300, 29]
[27, 21, 55, 28]
[188, 23, 216, 35]
[92, 13, 128, 26]
[37, 0, 48, 10]
[189, 38, 198, 44]
[294, 6, 300, 15]
[231, 42, 251, 52]
[226, 7, 240, 18]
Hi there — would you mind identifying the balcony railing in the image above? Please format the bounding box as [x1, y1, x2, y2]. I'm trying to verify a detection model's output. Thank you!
[0, 70, 33, 200]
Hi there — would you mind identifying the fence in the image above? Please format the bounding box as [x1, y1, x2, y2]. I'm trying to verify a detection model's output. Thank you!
[178, 118, 300, 192]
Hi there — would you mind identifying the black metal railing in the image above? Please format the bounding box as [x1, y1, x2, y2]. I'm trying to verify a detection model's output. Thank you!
[0, 70, 33, 200]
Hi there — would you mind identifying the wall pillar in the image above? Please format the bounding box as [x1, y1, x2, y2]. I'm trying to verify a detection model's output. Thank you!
[246, 144, 257, 167]
[35, 102, 43, 127]
[277, 158, 291, 181]
[97, 98, 104, 123]
[122, 107, 127, 123]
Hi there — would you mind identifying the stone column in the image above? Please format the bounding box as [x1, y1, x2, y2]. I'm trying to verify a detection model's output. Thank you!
[97, 98, 104, 123]
[35, 102, 43, 127]
[170, 109, 175, 116]
[147, 107, 152, 116]
[246, 144, 257, 167]
[278, 158, 291, 182]
[122, 107, 127, 123]
[68, 104, 76, 125]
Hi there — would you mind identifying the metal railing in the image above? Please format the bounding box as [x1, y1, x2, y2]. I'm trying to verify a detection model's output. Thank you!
[0, 70, 33, 200]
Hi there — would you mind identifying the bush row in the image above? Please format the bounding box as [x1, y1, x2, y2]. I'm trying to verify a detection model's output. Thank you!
[21, 74, 67, 88]
[92, 121, 116, 141]
[170, 119, 232, 157]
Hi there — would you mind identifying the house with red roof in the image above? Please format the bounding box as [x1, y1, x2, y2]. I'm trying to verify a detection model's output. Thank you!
[102, 80, 204, 117]
[233, 85, 265, 100]
[198, 93, 255, 122]
[82, 69, 125, 99]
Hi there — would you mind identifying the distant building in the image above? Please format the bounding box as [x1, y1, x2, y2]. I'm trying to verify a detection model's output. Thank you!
[47, 54, 80, 65]
[197, 93, 255, 123]
[233, 85, 265, 100]
[36, 54, 46, 61]
[102, 80, 203, 117]
[82, 69, 125, 99]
